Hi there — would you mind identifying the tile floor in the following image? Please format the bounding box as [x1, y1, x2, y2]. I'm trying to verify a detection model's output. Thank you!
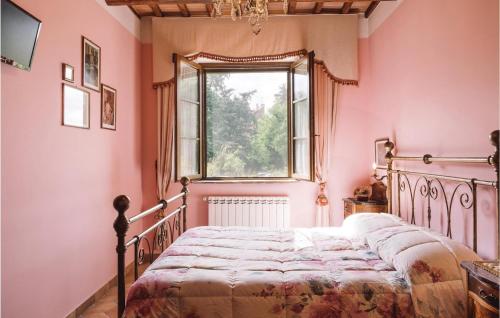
[79, 265, 147, 318]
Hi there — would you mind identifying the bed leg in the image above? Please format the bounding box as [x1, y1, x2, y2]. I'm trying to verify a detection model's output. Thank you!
[488, 130, 499, 257]
[113, 195, 130, 318]
[180, 177, 190, 233]
[384, 141, 395, 213]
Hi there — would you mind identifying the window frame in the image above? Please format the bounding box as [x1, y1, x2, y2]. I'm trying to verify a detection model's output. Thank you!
[174, 55, 315, 183]
[290, 52, 315, 181]
[174, 54, 204, 181]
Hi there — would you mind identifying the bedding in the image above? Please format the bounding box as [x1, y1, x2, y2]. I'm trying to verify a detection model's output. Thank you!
[124, 213, 478, 318]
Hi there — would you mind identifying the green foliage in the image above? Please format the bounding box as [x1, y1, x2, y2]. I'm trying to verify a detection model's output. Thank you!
[206, 146, 246, 177]
[206, 73, 256, 161]
[206, 73, 288, 177]
[247, 84, 288, 175]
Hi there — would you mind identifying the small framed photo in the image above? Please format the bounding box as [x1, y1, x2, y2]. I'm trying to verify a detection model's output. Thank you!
[82, 36, 101, 91]
[62, 83, 90, 129]
[375, 138, 389, 168]
[101, 84, 116, 130]
[62, 63, 74, 82]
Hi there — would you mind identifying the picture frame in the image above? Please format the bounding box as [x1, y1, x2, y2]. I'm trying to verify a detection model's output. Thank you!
[62, 63, 74, 82]
[374, 138, 389, 168]
[82, 36, 101, 91]
[101, 84, 116, 130]
[62, 83, 90, 129]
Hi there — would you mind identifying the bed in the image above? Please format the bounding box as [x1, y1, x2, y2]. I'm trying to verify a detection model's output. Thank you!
[113, 130, 499, 318]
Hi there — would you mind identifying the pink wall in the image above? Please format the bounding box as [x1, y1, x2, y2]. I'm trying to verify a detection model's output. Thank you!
[1, 1, 143, 317]
[361, 0, 499, 259]
[330, 39, 375, 226]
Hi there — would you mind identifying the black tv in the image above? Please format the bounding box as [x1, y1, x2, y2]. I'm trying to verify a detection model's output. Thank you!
[1, 0, 42, 71]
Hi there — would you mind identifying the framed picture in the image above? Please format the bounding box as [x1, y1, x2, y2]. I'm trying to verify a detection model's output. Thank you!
[374, 138, 389, 168]
[62, 63, 74, 82]
[101, 84, 116, 130]
[82, 36, 101, 91]
[62, 83, 90, 129]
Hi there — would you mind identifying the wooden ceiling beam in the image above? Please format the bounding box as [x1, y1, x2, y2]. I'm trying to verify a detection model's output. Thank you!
[107, 0, 159, 5]
[206, 3, 213, 16]
[107, 0, 395, 4]
[313, 2, 323, 14]
[288, 0, 297, 14]
[163, 11, 183, 16]
[128, 5, 141, 18]
[136, 8, 361, 18]
[150, 4, 163, 16]
[178, 3, 191, 16]
[116, 0, 390, 17]
[364, 1, 380, 18]
[293, 7, 359, 14]
[341, 1, 352, 13]
[134, 8, 363, 16]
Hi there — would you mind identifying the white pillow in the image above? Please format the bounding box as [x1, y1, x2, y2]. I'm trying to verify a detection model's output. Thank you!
[341, 212, 403, 241]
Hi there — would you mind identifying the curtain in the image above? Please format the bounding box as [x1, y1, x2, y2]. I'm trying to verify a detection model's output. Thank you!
[155, 79, 176, 207]
[153, 54, 351, 228]
[151, 15, 359, 83]
[314, 62, 340, 227]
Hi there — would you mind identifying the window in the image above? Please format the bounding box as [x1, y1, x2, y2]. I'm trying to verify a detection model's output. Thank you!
[175, 52, 315, 181]
[206, 71, 288, 178]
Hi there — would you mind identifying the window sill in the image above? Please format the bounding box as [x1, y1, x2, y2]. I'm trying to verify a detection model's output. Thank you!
[190, 179, 304, 184]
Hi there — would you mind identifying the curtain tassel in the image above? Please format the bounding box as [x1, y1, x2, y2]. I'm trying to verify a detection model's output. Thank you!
[316, 182, 329, 206]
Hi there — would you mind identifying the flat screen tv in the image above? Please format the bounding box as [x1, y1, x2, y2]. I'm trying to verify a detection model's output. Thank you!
[1, 0, 42, 71]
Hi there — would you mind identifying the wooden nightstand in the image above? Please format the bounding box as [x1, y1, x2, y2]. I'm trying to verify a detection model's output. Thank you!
[461, 261, 499, 318]
[342, 198, 387, 219]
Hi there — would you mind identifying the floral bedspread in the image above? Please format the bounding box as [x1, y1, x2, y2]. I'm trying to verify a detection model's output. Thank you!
[124, 213, 478, 318]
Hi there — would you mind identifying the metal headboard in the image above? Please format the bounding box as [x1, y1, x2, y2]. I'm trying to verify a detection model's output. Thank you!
[377, 130, 499, 254]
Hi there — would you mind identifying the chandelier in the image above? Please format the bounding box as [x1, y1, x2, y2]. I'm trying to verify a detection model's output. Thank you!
[211, 0, 288, 35]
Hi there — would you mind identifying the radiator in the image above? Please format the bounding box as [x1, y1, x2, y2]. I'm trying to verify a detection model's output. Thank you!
[207, 196, 290, 228]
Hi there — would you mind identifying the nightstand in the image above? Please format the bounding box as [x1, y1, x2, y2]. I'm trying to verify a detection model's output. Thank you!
[461, 261, 499, 318]
[342, 198, 387, 219]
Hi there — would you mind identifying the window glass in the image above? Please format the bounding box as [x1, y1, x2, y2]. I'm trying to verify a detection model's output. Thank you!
[292, 57, 311, 179]
[177, 60, 200, 177]
[293, 99, 310, 176]
[206, 71, 288, 178]
[293, 60, 309, 100]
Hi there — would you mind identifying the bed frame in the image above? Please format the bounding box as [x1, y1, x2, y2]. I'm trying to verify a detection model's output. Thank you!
[113, 176, 190, 317]
[379, 130, 499, 254]
[112, 131, 498, 317]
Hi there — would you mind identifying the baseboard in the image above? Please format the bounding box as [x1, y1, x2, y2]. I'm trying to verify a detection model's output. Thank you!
[65, 261, 135, 318]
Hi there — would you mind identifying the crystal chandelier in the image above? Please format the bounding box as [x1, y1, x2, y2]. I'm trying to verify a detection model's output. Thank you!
[212, 0, 288, 35]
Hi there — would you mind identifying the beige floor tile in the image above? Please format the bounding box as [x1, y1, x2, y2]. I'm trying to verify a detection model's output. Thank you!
[79, 264, 147, 318]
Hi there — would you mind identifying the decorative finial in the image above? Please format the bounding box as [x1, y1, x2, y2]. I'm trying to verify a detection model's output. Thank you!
[489, 130, 499, 173]
[384, 141, 394, 161]
[180, 176, 191, 187]
[113, 195, 130, 238]
[113, 195, 130, 214]
[491, 130, 499, 145]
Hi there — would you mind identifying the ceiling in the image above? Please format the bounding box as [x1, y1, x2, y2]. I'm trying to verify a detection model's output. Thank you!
[105, 0, 394, 19]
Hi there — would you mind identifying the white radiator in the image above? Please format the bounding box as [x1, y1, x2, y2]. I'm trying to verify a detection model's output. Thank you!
[207, 196, 290, 228]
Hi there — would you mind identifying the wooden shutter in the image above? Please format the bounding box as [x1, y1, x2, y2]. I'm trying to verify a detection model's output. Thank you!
[174, 54, 203, 181]
[290, 51, 315, 181]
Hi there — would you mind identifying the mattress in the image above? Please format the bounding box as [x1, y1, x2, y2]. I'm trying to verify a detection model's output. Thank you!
[124, 213, 478, 318]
